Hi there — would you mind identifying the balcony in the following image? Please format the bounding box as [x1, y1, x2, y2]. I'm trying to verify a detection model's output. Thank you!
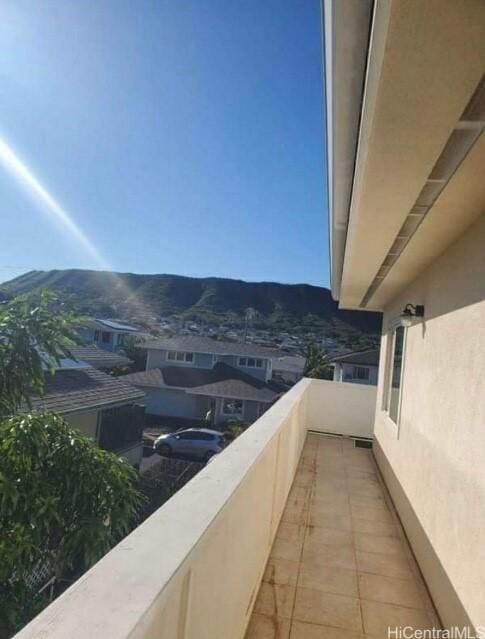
[15, 379, 439, 639]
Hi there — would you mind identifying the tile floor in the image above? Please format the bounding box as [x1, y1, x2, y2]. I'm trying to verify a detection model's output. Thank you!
[245, 433, 441, 639]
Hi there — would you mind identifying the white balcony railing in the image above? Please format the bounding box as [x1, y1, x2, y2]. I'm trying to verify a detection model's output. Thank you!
[15, 379, 377, 639]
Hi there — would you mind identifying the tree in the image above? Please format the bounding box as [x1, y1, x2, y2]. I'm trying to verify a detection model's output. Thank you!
[303, 342, 333, 380]
[0, 289, 80, 420]
[0, 290, 142, 637]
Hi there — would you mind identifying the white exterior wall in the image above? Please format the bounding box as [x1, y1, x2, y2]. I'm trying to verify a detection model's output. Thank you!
[306, 378, 376, 439]
[373, 214, 485, 630]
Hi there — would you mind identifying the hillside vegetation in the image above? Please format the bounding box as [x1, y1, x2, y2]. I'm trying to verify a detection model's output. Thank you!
[1, 269, 381, 349]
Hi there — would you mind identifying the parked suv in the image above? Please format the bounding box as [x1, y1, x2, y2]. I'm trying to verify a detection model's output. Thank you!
[153, 428, 225, 462]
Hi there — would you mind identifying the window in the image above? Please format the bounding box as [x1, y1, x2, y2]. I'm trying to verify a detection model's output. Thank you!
[352, 366, 370, 380]
[101, 331, 111, 343]
[386, 326, 406, 424]
[222, 399, 243, 416]
[116, 333, 124, 345]
[167, 350, 194, 363]
[94, 330, 100, 341]
[238, 357, 264, 369]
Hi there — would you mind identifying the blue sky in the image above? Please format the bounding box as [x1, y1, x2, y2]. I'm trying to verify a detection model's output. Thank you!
[0, 0, 328, 287]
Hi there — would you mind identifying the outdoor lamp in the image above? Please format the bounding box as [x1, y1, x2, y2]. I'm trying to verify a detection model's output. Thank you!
[399, 303, 425, 327]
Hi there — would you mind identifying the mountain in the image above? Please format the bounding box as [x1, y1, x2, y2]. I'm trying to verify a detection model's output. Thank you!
[1, 269, 382, 348]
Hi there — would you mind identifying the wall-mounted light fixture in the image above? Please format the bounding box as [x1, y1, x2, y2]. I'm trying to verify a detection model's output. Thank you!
[398, 303, 425, 327]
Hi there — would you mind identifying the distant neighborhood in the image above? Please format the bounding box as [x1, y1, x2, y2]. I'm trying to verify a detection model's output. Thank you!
[26, 314, 379, 472]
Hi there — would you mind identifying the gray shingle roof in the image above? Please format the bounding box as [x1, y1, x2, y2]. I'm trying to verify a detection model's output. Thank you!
[331, 349, 380, 366]
[69, 345, 132, 369]
[140, 336, 278, 358]
[122, 362, 284, 403]
[29, 367, 145, 415]
[272, 355, 306, 374]
[186, 379, 277, 402]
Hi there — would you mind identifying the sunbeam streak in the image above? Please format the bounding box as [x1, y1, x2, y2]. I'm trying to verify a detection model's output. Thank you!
[0, 138, 110, 270]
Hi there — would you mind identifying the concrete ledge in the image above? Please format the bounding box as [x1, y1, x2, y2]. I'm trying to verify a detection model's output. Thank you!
[15, 380, 311, 639]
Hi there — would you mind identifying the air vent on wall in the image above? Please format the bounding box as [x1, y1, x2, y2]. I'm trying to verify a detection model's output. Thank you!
[361, 73, 485, 308]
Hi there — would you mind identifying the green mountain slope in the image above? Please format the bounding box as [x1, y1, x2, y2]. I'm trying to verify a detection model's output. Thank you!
[1, 269, 382, 348]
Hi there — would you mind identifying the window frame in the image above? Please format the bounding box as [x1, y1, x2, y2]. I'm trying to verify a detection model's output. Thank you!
[383, 324, 408, 430]
[166, 350, 194, 363]
[352, 365, 370, 381]
[221, 398, 244, 416]
[238, 357, 264, 369]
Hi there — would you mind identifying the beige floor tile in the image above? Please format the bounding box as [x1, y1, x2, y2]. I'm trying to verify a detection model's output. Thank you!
[309, 502, 351, 525]
[351, 517, 398, 538]
[353, 532, 404, 556]
[289, 486, 311, 502]
[356, 551, 413, 581]
[264, 558, 300, 587]
[271, 537, 303, 563]
[290, 621, 365, 639]
[254, 582, 296, 619]
[282, 508, 307, 525]
[349, 495, 389, 512]
[350, 504, 394, 524]
[247, 438, 440, 638]
[277, 522, 306, 545]
[358, 572, 425, 609]
[245, 613, 291, 639]
[293, 587, 363, 632]
[305, 525, 353, 548]
[298, 563, 358, 597]
[308, 513, 352, 532]
[302, 540, 356, 571]
[346, 468, 378, 481]
[347, 480, 383, 498]
[361, 600, 436, 636]
[312, 485, 349, 501]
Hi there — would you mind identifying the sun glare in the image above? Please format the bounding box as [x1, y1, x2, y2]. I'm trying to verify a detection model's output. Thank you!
[0, 137, 110, 270]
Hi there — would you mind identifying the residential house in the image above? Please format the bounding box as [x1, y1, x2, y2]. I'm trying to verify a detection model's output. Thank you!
[332, 348, 379, 385]
[78, 318, 140, 352]
[16, 3, 485, 638]
[271, 354, 305, 384]
[123, 336, 283, 425]
[30, 359, 145, 467]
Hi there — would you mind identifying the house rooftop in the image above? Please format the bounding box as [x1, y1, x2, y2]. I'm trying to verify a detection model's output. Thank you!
[69, 344, 132, 369]
[140, 335, 279, 358]
[332, 349, 380, 367]
[272, 354, 306, 373]
[123, 362, 284, 403]
[29, 367, 145, 415]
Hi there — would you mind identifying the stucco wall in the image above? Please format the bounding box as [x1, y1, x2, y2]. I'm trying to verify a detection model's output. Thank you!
[306, 378, 377, 438]
[373, 214, 485, 630]
[66, 411, 99, 440]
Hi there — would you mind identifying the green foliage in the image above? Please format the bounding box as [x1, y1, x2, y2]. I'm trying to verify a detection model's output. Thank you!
[0, 270, 382, 350]
[225, 419, 251, 442]
[303, 342, 333, 380]
[0, 289, 81, 420]
[0, 412, 141, 636]
[0, 290, 143, 637]
[121, 335, 148, 373]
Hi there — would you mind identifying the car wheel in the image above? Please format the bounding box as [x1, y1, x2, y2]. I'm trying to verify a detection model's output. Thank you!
[158, 444, 172, 458]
